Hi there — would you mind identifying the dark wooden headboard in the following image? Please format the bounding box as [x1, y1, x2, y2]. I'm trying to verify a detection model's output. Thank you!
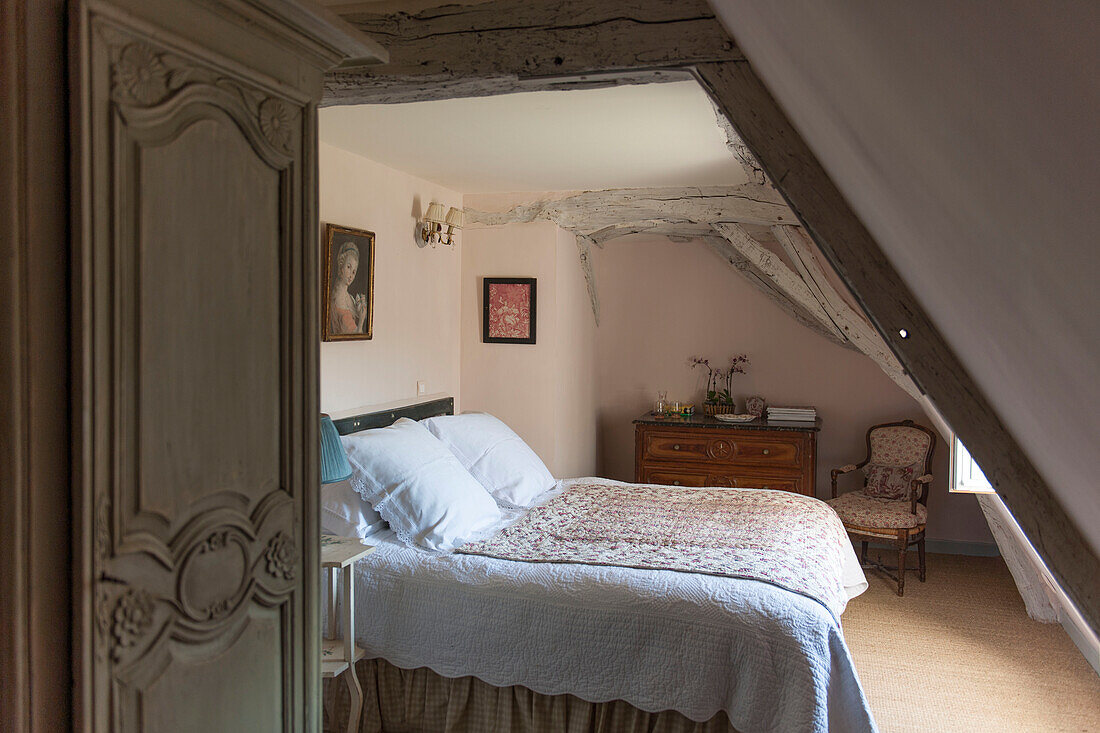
[332, 396, 454, 436]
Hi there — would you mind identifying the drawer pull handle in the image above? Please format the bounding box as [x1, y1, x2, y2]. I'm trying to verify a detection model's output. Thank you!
[673, 444, 681, 450]
[762, 449, 770, 455]
[673, 480, 681, 486]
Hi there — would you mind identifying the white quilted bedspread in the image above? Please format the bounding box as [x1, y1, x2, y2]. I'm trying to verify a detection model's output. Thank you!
[347, 479, 877, 733]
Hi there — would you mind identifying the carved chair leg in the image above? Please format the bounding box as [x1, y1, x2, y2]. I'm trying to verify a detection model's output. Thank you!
[860, 541, 868, 564]
[918, 538, 927, 582]
[896, 539, 907, 596]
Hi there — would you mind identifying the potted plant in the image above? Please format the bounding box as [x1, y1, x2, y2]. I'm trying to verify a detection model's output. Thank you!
[690, 354, 750, 415]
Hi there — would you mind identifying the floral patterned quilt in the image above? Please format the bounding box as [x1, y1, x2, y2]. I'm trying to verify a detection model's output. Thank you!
[458, 481, 852, 619]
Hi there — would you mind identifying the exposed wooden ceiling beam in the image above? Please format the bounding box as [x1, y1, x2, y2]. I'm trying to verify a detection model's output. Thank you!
[770, 224, 916, 398]
[708, 96, 767, 185]
[325, 0, 740, 104]
[712, 223, 847, 343]
[466, 184, 794, 230]
[700, 234, 851, 346]
[466, 190, 849, 344]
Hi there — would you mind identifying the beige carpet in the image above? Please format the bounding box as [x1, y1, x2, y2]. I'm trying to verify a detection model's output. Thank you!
[842, 552, 1100, 732]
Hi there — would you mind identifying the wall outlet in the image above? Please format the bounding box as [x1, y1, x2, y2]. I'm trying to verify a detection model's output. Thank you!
[416, 380, 427, 395]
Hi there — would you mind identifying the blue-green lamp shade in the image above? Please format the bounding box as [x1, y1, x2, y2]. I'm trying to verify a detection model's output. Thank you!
[320, 415, 352, 484]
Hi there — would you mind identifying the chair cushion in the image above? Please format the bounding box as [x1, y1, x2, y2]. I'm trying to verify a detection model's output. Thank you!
[863, 462, 920, 500]
[869, 425, 932, 467]
[827, 491, 928, 529]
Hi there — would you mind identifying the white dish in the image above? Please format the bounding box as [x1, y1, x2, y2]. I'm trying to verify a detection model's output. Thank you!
[714, 413, 756, 422]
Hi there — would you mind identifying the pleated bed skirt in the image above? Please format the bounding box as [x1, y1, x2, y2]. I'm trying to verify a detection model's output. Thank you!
[325, 658, 738, 733]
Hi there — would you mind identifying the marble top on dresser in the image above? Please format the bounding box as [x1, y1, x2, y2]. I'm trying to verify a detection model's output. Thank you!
[633, 412, 822, 432]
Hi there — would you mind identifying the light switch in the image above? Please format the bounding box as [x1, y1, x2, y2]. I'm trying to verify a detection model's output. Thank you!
[417, 380, 427, 395]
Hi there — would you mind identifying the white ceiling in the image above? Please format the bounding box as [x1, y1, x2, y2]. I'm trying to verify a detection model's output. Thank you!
[319, 81, 747, 193]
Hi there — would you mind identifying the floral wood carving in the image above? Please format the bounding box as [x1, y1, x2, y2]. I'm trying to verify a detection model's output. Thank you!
[264, 532, 298, 580]
[113, 43, 169, 105]
[258, 98, 293, 153]
[203, 597, 235, 620]
[708, 440, 734, 460]
[201, 530, 229, 554]
[105, 34, 300, 161]
[109, 588, 156, 661]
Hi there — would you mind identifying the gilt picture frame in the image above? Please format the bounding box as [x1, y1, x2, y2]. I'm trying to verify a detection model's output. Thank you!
[483, 277, 537, 344]
[322, 223, 375, 341]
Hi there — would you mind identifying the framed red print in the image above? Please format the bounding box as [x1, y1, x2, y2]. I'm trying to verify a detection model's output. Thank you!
[483, 277, 537, 344]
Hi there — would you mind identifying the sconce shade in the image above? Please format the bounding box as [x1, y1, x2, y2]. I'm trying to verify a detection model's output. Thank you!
[320, 415, 352, 484]
[424, 202, 447, 224]
[445, 207, 466, 229]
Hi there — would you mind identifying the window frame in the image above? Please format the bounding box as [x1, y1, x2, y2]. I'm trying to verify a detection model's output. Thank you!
[949, 433, 995, 494]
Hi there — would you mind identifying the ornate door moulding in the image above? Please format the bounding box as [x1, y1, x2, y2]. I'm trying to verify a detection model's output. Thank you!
[69, 0, 385, 725]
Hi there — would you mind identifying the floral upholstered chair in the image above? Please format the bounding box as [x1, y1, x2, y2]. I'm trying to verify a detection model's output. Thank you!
[826, 420, 936, 596]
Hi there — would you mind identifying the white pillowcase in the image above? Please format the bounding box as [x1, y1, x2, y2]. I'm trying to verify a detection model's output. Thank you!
[320, 479, 387, 539]
[420, 413, 556, 507]
[343, 418, 501, 551]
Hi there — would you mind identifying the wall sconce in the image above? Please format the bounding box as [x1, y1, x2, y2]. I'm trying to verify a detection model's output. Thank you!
[417, 202, 465, 248]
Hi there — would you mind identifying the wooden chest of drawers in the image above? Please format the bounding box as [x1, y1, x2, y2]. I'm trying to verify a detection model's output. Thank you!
[634, 414, 820, 497]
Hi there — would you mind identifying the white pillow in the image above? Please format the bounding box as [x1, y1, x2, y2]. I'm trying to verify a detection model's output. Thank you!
[420, 413, 555, 507]
[320, 479, 387, 539]
[343, 418, 501, 551]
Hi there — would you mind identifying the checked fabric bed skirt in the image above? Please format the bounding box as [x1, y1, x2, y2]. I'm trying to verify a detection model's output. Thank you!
[326, 658, 738, 733]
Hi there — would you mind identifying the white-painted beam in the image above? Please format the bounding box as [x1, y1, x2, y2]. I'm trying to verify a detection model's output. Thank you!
[701, 235, 851, 344]
[466, 185, 793, 231]
[712, 223, 847, 342]
[771, 225, 918, 398]
[468, 188, 851, 341]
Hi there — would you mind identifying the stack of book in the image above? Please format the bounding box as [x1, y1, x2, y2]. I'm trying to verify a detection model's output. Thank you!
[767, 406, 817, 422]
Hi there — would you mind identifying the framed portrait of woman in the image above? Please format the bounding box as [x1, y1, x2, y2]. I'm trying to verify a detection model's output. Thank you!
[322, 223, 375, 341]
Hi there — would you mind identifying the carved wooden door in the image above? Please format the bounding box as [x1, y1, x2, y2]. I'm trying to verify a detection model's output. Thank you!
[70, 1, 377, 729]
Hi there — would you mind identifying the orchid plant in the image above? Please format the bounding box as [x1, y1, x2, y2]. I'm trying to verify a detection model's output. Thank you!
[690, 354, 750, 405]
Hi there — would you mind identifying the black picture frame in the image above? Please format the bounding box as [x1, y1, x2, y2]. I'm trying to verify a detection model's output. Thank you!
[482, 277, 537, 344]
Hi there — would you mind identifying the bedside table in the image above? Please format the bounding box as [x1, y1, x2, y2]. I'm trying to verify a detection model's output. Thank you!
[321, 534, 376, 733]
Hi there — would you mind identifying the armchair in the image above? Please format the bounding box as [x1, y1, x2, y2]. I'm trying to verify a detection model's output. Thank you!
[826, 420, 936, 595]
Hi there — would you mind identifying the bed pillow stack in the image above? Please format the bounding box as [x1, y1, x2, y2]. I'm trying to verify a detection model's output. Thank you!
[320, 479, 387, 539]
[420, 412, 556, 508]
[342, 418, 501, 551]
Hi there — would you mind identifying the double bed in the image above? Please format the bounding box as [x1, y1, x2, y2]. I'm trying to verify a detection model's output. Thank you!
[323, 399, 876, 733]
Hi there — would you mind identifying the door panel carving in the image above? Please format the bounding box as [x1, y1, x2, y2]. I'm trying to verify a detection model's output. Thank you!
[74, 5, 325, 728]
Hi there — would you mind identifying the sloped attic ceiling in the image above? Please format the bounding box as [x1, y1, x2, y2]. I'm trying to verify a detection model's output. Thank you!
[707, 0, 1099, 622]
[321, 0, 1100, 633]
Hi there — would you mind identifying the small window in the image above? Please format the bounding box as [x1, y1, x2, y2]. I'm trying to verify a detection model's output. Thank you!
[950, 435, 994, 493]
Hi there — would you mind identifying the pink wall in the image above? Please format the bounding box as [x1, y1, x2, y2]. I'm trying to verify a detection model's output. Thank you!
[460, 220, 598, 478]
[461, 222, 561, 467]
[318, 142, 463, 414]
[591, 235, 992, 544]
[552, 226, 599, 478]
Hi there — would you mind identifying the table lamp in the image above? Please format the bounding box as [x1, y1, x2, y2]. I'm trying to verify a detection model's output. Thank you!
[320, 414, 352, 484]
